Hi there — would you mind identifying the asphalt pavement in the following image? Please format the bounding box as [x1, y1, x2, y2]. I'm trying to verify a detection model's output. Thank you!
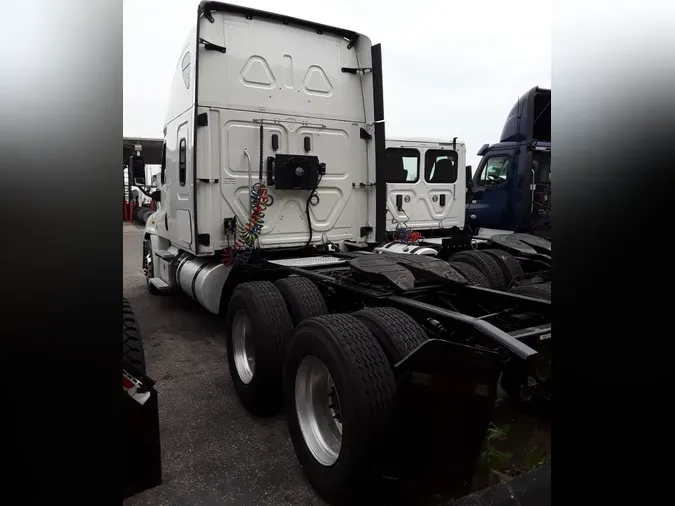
[123, 222, 325, 506]
[122, 222, 549, 506]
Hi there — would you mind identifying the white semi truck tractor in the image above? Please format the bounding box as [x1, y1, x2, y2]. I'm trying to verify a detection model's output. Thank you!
[140, 2, 552, 503]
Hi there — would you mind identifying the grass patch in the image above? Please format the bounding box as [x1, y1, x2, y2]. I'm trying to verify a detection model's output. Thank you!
[472, 399, 550, 489]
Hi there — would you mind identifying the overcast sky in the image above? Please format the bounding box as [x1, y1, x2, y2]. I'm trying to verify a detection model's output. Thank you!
[124, 0, 550, 168]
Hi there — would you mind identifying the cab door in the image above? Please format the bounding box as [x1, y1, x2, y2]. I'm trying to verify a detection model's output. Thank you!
[385, 146, 422, 232]
[468, 148, 515, 230]
[422, 148, 463, 229]
[168, 121, 195, 252]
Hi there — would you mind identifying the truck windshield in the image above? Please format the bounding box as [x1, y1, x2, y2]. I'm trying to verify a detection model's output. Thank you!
[478, 156, 510, 186]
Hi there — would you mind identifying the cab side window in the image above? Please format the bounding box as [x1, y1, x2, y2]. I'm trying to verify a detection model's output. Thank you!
[182, 52, 191, 89]
[424, 150, 458, 184]
[477, 156, 510, 187]
[385, 148, 420, 183]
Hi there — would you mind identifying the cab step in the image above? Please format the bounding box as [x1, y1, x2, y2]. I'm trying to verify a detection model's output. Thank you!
[149, 278, 171, 292]
[154, 249, 177, 260]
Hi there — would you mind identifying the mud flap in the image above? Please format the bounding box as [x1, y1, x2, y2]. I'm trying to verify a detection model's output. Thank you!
[123, 369, 162, 500]
[381, 339, 501, 501]
[443, 463, 551, 506]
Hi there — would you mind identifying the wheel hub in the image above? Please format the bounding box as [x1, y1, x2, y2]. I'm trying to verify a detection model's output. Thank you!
[232, 310, 255, 384]
[295, 356, 343, 467]
[328, 385, 342, 423]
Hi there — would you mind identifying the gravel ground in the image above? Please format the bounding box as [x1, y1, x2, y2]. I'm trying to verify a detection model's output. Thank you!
[122, 222, 325, 506]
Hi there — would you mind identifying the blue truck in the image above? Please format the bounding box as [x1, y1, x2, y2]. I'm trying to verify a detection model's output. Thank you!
[467, 86, 551, 239]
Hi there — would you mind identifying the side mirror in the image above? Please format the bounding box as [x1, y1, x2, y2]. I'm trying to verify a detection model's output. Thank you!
[130, 155, 146, 186]
[465, 165, 473, 191]
[477, 143, 490, 157]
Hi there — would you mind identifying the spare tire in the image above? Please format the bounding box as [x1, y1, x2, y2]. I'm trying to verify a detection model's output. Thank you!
[448, 261, 491, 288]
[510, 282, 551, 301]
[449, 251, 507, 290]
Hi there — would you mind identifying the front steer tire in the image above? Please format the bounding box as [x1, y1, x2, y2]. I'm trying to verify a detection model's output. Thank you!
[284, 314, 396, 504]
[225, 281, 293, 417]
[143, 239, 161, 295]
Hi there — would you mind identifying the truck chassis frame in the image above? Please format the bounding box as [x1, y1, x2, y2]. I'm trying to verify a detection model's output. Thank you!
[200, 242, 552, 501]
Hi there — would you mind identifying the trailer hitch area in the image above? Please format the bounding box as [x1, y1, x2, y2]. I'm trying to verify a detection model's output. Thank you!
[387, 253, 469, 286]
[349, 254, 416, 290]
[349, 254, 468, 292]
[490, 232, 551, 256]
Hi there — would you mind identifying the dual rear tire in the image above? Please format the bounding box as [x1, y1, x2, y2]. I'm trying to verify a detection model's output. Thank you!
[449, 250, 552, 302]
[285, 314, 397, 503]
[449, 249, 526, 289]
[224, 277, 430, 502]
[510, 281, 551, 301]
[225, 281, 293, 416]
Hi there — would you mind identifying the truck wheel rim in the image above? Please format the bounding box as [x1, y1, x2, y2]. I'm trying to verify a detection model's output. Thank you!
[295, 355, 342, 467]
[232, 310, 255, 384]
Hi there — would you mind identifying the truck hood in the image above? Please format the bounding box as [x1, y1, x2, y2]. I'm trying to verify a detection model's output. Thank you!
[500, 86, 551, 144]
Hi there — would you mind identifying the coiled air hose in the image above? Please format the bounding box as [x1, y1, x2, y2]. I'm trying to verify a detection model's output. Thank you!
[222, 123, 269, 266]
